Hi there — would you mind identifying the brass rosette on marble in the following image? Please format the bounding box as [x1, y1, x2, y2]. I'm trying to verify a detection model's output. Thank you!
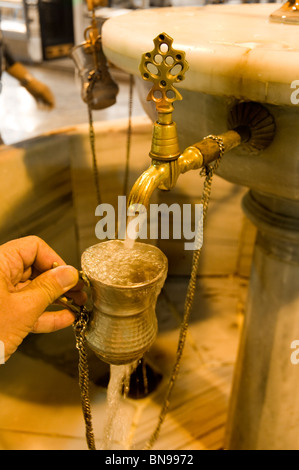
[228, 101, 276, 153]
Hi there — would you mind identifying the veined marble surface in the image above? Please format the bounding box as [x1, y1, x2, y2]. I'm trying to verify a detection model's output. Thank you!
[102, 3, 299, 105]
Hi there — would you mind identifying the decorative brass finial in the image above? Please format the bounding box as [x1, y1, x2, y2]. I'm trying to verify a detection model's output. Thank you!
[84, 0, 107, 47]
[139, 33, 189, 114]
[86, 0, 107, 12]
[269, 0, 299, 24]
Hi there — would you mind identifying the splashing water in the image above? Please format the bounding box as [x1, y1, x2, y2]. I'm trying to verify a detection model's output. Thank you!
[82, 240, 164, 286]
[124, 206, 147, 250]
[124, 215, 138, 251]
[100, 363, 137, 450]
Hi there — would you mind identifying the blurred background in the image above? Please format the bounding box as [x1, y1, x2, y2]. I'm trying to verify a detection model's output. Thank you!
[0, 0, 280, 145]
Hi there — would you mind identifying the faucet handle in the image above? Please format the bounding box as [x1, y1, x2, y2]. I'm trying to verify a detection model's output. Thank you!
[139, 32, 189, 114]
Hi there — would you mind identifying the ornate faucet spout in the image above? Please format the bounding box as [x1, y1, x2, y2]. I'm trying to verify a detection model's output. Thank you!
[128, 129, 244, 209]
[128, 161, 171, 210]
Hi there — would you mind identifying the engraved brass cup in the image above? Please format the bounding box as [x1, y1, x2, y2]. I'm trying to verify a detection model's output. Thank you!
[70, 38, 118, 110]
[81, 240, 168, 365]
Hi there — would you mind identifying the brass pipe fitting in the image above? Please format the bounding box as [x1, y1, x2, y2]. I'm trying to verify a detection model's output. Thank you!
[128, 129, 243, 209]
[179, 130, 242, 174]
[149, 114, 180, 162]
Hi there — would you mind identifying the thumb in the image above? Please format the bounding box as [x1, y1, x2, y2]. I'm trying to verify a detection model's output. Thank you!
[15, 266, 79, 323]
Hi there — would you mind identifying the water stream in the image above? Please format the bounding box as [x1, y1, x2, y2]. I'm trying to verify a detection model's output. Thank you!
[100, 362, 138, 450]
[94, 213, 160, 449]
[99, 215, 144, 449]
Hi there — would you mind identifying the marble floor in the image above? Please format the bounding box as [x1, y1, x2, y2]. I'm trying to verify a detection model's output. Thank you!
[0, 58, 250, 450]
[0, 275, 248, 450]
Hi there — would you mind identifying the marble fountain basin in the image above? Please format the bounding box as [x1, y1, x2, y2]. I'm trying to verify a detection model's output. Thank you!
[102, 3, 299, 201]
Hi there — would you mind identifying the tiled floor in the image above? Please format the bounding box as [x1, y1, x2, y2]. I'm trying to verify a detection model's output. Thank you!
[0, 58, 249, 450]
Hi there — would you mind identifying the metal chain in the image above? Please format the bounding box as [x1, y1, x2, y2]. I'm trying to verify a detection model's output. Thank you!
[123, 74, 134, 197]
[144, 135, 225, 450]
[87, 71, 135, 204]
[87, 70, 102, 206]
[73, 306, 97, 451]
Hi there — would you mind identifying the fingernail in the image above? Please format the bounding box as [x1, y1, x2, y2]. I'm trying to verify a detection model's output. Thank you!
[53, 266, 79, 291]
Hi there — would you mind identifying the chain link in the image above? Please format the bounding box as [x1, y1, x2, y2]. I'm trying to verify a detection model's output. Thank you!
[123, 74, 134, 197]
[86, 71, 102, 207]
[73, 306, 97, 451]
[200, 134, 225, 178]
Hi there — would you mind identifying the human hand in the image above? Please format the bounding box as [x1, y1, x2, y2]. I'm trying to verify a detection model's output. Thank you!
[6, 62, 55, 109]
[0, 236, 85, 362]
[23, 77, 55, 109]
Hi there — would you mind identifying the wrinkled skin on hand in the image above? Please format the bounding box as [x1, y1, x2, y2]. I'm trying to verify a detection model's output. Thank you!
[0, 236, 86, 362]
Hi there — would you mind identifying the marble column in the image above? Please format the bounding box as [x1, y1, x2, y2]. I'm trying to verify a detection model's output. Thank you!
[225, 190, 299, 450]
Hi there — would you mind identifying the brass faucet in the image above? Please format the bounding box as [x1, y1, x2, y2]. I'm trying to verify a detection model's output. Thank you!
[128, 33, 276, 210]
